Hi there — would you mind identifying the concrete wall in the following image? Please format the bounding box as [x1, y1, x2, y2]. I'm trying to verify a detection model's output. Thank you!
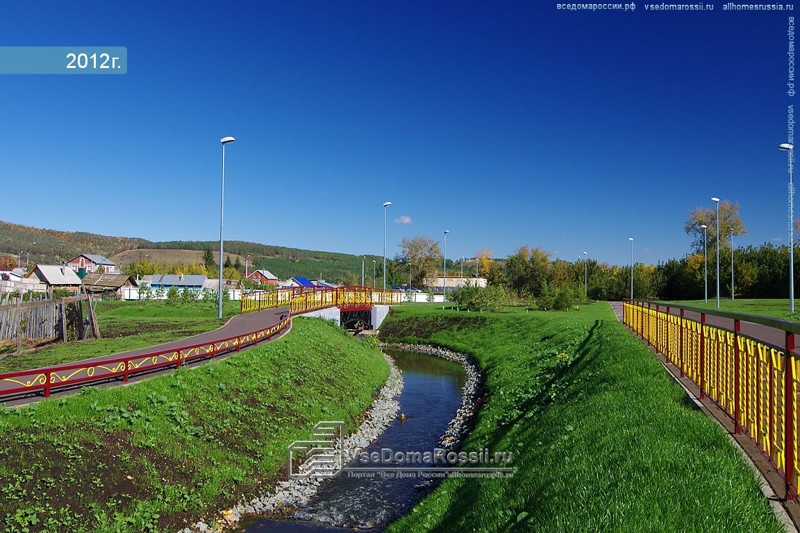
[297, 306, 341, 325]
[371, 305, 391, 329]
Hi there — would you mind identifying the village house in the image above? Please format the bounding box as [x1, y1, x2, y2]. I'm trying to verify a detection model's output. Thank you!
[26, 264, 83, 294]
[81, 272, 138, 299]
[67, 254, 116, 275]
[149, 274, 207, 293]
[245, 269, 279, 286]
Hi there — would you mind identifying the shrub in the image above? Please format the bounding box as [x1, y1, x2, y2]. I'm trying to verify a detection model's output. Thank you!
[166, 286, 180, 305]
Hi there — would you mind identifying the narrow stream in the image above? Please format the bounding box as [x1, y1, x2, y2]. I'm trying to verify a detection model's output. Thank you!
[238, 348, 466, 531]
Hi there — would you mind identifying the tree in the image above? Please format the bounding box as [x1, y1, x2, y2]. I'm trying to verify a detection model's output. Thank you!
[685, 200, 746, 254]
[506, 246, 551, 297]
[399, 236, 441, 288]
[476, 248, 505, 285]
[202, 249, 216, 272]
[224, 255, 233, 269]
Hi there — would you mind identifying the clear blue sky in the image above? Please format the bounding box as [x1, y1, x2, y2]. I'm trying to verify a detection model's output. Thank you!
[0, 1, 795, 267]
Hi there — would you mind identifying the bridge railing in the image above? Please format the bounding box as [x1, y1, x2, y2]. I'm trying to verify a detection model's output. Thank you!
[240, 286, 403, 314]
[0, 316, 291, 400]
[623, 299, 800, 499]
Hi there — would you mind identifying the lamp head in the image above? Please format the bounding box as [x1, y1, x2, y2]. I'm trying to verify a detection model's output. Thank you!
[383, 201, 392, 208]
[628, 237, 634, 241]
[780, 143, 795, 151]
[220, 136, 236, 145]
[701, 224, 707, 229]
[710, 197, 720, 203]
[444, 229, 450, 235]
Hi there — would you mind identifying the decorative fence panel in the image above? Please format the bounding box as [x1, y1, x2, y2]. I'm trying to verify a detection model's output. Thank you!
[240, 286, 403, 314]
[623, 300, 800, 499]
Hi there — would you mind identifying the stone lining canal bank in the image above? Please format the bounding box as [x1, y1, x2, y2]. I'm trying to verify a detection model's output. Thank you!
[182, 344, 482, 532]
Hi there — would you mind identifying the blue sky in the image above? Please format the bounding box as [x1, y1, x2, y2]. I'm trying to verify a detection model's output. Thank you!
[0, 1, 795, 266]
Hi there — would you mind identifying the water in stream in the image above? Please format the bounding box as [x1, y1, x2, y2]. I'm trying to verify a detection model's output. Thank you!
[238, 348, 466, 531]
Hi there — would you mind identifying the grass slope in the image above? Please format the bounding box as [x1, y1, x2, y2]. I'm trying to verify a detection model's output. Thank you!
[380, 303, 781, 532]
[0, 317, 389, 532]
[659, 298, 800, 322]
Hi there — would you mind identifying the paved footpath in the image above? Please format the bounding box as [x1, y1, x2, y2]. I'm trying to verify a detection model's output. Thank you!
[610, 301, 790, 349]
[0, 306, 291, 406]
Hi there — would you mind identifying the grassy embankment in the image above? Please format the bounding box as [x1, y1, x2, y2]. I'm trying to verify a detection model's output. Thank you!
[0, 317, 389, 532]
[380, 303, 782, 532]
[0, 300, 241, 372]
[658, 298, 800, 322]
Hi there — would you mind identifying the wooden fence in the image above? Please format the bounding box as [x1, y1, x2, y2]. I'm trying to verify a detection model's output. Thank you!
[0, 295, 100, 352]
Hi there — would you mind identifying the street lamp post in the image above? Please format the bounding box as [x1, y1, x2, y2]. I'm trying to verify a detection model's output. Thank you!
[383, 201, 391, 291]
[361, 257, 365, 287]
[372, 260, 376, 289]
[780, 142, 795, 313]
[218, 136, 235, 321]
[730, 230, 735, 301]
[711, 197, 720, 309]
[628, 237, 634, 299]
[443, 229, 449, 303]
[583, 251, 588, 300]
[701, 224, 708, 303]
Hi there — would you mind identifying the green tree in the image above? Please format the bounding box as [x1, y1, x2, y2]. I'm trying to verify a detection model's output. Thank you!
[224, 255, 233, 269]
[399, 236, 442, 288]
[685, 200, 746, 254]
[166, 286, 180, 305]
[203, 249, 216, 271]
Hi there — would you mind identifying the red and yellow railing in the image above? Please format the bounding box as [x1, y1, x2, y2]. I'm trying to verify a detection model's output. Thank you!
[623, 299, 800, 498]
[0, 316, 291, 400]
[0, 286, 403, 401]
[240, 285, 403, 315]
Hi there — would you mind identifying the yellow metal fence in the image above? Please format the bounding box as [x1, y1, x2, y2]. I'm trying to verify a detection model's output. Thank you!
[623, 300, 799, 497]
[240, 286, 404, 315]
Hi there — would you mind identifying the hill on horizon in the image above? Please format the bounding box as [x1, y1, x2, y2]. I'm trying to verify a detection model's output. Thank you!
[0, 220, 380, 283]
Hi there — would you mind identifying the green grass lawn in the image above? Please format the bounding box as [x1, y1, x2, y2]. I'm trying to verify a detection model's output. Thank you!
[380, 303, 782, 532]
[0, 317, 389, 532]
[656, 298, 799, 322]
[0, 300, 241, 373]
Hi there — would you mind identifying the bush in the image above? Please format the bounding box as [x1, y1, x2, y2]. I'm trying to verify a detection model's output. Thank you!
[180, 287, 197, 303]
[450, 283, 507, 312]
[166, 286, 180, 305]
[538, 282, 575, 311]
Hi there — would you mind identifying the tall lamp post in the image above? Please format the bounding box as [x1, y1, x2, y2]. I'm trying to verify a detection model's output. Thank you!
[628, 237, 634, 299]
[730, 230, 735, 301]
[361, 256, 365, 287]
[701, 224, 708, 303]
[583, 251, 588, 299]
[711, 197, 720, 309]
[780, 142, 795, 313]
[443, 229, 450, 302]
[372, 260, 376, 289]
[382, 201, 391, 291]
[218, 136, 235, 320]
